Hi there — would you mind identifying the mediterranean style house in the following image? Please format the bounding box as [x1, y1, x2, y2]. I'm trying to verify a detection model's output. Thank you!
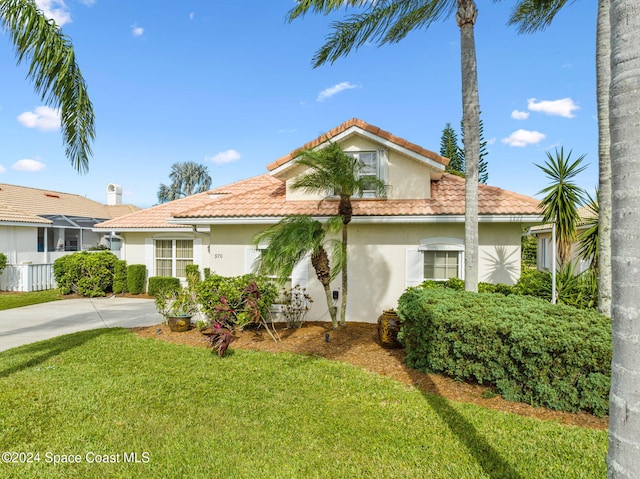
[94, 119, 543, 323]
[0, 183, 139, 291]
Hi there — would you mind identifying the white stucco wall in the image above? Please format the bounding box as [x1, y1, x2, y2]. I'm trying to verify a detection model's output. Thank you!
[282, 135, 438, 201]
[0, 225, 38, 264]
[119, 231, 210, 282]
[205, 221, 524, 324]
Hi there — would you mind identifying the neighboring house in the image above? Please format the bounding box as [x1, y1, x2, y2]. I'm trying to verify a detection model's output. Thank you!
[0, 183, 139, 291]
[528, 205, 596, 274]
[95, 119, 543, 323]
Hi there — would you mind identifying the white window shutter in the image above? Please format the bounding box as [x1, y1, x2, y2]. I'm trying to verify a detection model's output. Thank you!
[405, 248, 423, 288]
[193, 238, 203, 265]
[378, 149, 389, 187]
[245, 246, 260, 274]
[145, 238, 154, 277]
[291, 254, 309, 289]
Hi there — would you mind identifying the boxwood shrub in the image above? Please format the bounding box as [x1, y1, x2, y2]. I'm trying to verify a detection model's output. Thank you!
[53, 251, 118, 297]
[148, 276, 181, 297]
[112, 260, 128, 294]
[126, 264, 147, 295]
[398, 287, 611, 416]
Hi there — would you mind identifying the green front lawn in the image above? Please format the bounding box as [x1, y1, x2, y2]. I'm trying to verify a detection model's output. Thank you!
[0, 290, 63, 311]
[0, 329, 607, 478]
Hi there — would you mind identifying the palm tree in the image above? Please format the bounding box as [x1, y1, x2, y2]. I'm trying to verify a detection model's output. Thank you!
[286, 0, 482, 292]
[157, 161, 212, 203]
[252, 215, 344, 329]
[291, 142, 386, 326]
[1, 0, 95, 173]
[536, 148, 587, 267]
[577, 189, 598, 271]
[508, 0, 612, 314]
[608, 1, 640, 474]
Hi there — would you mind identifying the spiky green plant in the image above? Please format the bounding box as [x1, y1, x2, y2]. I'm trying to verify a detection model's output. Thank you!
[536, 148, 587, 267]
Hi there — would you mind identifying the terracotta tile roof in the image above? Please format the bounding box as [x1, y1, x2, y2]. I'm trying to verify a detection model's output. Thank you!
[94, 175, 280, 229]
[0, 204, 52, 225]
[267, 118, 450, 172]
[173, 173, 542, 220]
[0, 183, 140, 219]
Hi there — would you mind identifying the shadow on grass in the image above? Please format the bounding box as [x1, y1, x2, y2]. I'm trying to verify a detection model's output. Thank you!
[0, 329, 114, 379]
[415, 375, 522, 479]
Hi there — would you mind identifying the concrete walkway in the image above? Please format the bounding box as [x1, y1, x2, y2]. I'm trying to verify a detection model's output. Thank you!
[0, 296, 163, 352]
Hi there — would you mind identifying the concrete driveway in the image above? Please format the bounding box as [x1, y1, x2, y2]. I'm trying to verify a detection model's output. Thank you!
[0, 296, 163, 352]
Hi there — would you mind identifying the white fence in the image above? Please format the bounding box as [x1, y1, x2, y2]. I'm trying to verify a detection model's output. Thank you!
[0, 264, 57, 292]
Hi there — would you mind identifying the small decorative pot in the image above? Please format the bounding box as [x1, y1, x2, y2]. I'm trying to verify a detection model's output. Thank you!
[167, 315, 192, 332]
[377, 310, 403, 349]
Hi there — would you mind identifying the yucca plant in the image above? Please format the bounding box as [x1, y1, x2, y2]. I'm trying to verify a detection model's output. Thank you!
[536, 147, 587, 267]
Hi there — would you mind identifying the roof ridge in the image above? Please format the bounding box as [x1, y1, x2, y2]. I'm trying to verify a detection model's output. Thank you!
[266, 118, 448, 172]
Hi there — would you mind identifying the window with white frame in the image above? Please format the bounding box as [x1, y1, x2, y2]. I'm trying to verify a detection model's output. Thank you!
[346, 150, 387, 198]
[155, 239, 193, 277]
[406, 237, 464, 287]
[423, 250, 460, 281]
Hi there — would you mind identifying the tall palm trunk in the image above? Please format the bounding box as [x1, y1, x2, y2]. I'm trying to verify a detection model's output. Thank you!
[457, 0, 480, 292]
[607, 0, 640, 475]
[339, 195, 351, 326]
[596, 0, 612, 317]
[340, 223, 348, 326]
[311, 247, 338, 328]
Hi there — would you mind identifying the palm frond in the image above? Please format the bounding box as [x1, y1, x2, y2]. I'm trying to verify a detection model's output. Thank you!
[507, 0, 573, 34]
[1, 0, 95, 173]
[577, 189, 599, 269]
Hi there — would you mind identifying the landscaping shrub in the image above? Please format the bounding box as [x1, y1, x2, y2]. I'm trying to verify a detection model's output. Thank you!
[196, 274, 277, 329]
[185, 264, 200, 290]
[148, 276, 181, 297]
[0, 252, 6, 274]
[126, 264, 147, 295]
[513, 266, 552, 300]
[53, 251, 118, 297]
[398, 287, 611, 416]
[112, 260, 128, 294]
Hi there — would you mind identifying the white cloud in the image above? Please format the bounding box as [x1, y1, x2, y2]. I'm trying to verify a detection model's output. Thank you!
[17, 106, 61, 131]
[527, 97, 579, 118]
[207, 149, 241, 165]
[13, 159, 47, 172]
[189, 12, 195, 20]
[0, 165, 6, 173]
[36, 0, 72, 26]
[511, 110, 530, 120]
[486, 137, 496, 145]
[317, 82, 359, 102]
[131, 24, 144, 37]
[501, 129, 546, 147]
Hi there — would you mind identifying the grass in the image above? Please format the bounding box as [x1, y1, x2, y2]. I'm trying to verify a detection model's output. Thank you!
[0, 329, 607, 479]
[0, 290, 64, 311]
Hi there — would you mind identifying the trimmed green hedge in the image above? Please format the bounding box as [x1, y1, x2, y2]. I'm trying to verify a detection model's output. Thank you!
[398, 287, 611, 416]
[126, 264, 147, 295]
[148, 276, 181, 297]
[53, 251, 118, 297]
[113, 260, 128, 294]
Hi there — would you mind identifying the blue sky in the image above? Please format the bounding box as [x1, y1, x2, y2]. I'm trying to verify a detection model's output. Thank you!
[1, 1, 598, 208]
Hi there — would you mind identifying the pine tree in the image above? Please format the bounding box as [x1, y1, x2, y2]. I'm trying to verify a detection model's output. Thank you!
[439, 123, 465, 176]
[460, 114, 489, 183]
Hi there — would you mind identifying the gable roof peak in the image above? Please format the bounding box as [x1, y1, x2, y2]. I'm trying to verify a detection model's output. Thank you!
[267, 118, 449, 172]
